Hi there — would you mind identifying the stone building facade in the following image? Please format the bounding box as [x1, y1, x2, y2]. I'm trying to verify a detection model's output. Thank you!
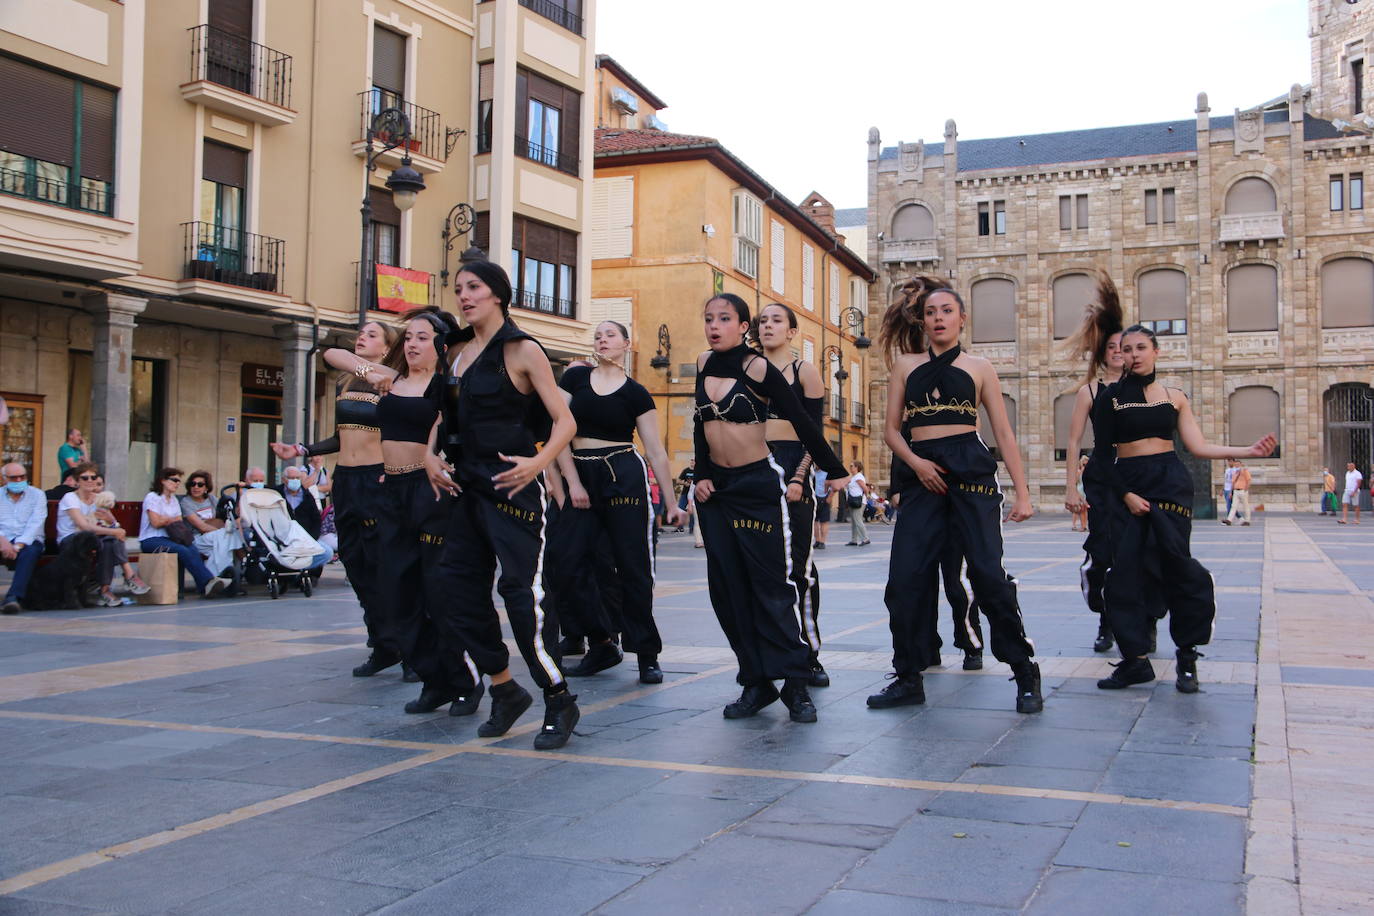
[864, 0, 1374, 513]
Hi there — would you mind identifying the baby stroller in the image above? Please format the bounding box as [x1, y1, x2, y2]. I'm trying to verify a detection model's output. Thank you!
[223, 486, 327, 599]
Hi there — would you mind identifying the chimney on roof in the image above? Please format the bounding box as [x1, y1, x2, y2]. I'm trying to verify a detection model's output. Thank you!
[800, 191, 836, 235]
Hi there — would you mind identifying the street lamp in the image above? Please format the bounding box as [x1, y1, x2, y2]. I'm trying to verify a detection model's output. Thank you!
[823, 343, 848, 466]
[358, 105, 427, 328]
[840, 305, 872, 350]
[439, 202, 481, 302]
[650, 323, 672, 370]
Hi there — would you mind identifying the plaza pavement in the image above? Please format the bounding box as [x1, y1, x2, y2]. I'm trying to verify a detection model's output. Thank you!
[0, 512, 1369, 914]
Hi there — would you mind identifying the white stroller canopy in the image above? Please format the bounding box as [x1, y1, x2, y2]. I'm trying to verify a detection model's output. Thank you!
[239, 488, 326, 571]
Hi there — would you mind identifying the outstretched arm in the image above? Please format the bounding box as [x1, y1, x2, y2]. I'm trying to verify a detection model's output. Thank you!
[1064, 384, 1093, 512]
[1175, 393, 1277, 460]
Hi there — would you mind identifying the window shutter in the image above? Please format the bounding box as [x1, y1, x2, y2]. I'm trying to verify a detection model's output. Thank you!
[1229, 387, 1280, 447]
[1162, 188, 1176, 222]
[373, 26, 406, 95]
[1075, 194, 1088, 229]
[202, 140, 247, 187]
[1137, 269, 1187, 322]
[590, 297, 632, 330]
[80, 84, 116, 182]
[1058, 196, 1072, 230]
[369, 186, 400, 225]
[770, 220, 785, 294]
[591, 176, 633, 259]
[849, 277, 868, 315]
[850, 361, 860, 404]
[478, 63, 493, 101]
[515, 70, 529, 138]
[971, 278, 1016, 343]
[802, 244, 815, 311]
[828, 264, 840, 325]
[473, 210, 490, 251]
[1225, 177, 1277, 214]
[1051, 273, 1092, 339]
[1227, 263, 1279, 332]
[0, 58, 75, 165]
[560, 87, 581, 168]
[802, 338, 814, 365]
[892, 203, 934, 239]
[208, 0, 253, 36]
[1321, 257, 1374, 328]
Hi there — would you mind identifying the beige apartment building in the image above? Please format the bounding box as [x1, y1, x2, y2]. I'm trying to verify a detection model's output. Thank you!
[865, 0, 1374, 513]
[0, 0, 595, 495]
[589, 58, 876, 475]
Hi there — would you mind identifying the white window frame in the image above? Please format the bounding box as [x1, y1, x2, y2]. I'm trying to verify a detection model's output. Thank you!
[770, 219, 785, 294]
[801, 243, 815, 311]
[732, 189, 763, 279]
[828, 263, 840, 326]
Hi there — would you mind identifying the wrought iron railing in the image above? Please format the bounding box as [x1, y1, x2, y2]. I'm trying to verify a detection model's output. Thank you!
[515, 133, 579, 176]
[852, 401, 866, 427]
[182, 221, 284, 293]
[517, 0, 583, 35]
[828, 393, 845, 423]
[358, 90, 446, 163]
[188, 24, 292, 109]
[514, 288, 575, 318]
[0, 161, 112, 215]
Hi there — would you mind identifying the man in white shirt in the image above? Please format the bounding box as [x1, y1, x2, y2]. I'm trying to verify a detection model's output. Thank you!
[1, 462, 47, 613]
[1222, 460, 1238, 517]
[1341, 462, 1364, 525]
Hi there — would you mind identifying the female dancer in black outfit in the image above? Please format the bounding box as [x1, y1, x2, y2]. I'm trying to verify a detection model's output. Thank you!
[693, 294, 848, 723]
[325, 310, 480, 716]
[873, 276, 1043, 714]
[756, 302, 830, 688]
[1096, 325, 1275, 692]
[552, 321, 684, 684]
[280, 320, 404, 677]
[424, 261, 581, 750]
[1063, 275, 1126, 654]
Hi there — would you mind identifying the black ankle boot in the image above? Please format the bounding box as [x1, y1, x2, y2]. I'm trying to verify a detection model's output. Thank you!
[404, 683, 454, 714]
[1175, 647, 1202, 694]
[558, 635, 586, 657]
[533, 689, 580, 750]
[1010, 661, 1043, 713]
[352, 650, 400, 677]
[1093, 621, 1115, 653]
[638, 655, 663, 685]
[568, 640, 623, 677]
[1097, 656, 1156, 690]
[448, 681, 485, 717]
[478, 680, 533, 737]
[962, 651, 984, 671]
[867, 673, 925, 709]
[808, 657, 831, 688]
[723, 681, 780, 719]
[780, 678, 818, 723]
[401, 662, 420, 683]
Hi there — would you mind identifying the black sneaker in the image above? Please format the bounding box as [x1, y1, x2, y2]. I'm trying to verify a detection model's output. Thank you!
[532, 690, 580, 750]
[352, 650, 400, 678]
[1010, 661, 1043, 713]
[814, 542, 826, 550]
[448, 681, 486, 716]
[478, 681, 534, 737]
[807, 658, 830, 688]
[568, 641, 623, 677]
[1175, 647, 1203, 694]
[780, 678, 818, 723]
[866, 674, 925, 709]
[558, 635, 586, 657]
[1097, 657, 1156, 690]
[1093, 621, 1115, 653]
[962, 651, 984, 671]
[1, 600, 20, 615]
[723, 682, 780, 719]
[404, 684, 454, 714]
[401, 663, 421, 683]
[638, 655, 664, 685]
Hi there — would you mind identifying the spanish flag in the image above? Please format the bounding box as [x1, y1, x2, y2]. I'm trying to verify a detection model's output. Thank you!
[375, 264, 430, 312]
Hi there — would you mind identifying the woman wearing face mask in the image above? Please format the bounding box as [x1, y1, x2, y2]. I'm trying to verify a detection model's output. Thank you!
[325, 309, 480, 717]
[873, 276, 1042, 714]
[425, 261, 581, 750]
[1063, 275, 1126, 654]
[548, 321, 685, 685]
[284, 320, 407, 678]
[693, 294, 848, 724]
[1097, 325, 1276, 693]
[140, 467, 229, 598]
[755, 302, 830, 688]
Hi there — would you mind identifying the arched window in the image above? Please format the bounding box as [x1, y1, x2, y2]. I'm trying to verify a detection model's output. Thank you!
[978, 394, 1017, 460]
[1137, 268, 1188, 336]
[891, 203, 934, 240]
[970, 277, 1016, 343]
[1229, 386, 1281, 458]
[1321, 257, 1374, 328]
[1052, 273, 1093, 339]
[1226, 263, 1279, 332]
[1325, 383, 1373, 481]
[1054, 392, 1092, 461]
[1224, 177, 1278, 214]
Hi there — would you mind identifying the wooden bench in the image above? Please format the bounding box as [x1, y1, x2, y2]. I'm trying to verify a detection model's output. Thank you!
[41, 500, 145, 563]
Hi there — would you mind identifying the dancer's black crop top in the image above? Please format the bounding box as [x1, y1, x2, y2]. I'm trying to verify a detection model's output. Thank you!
[1086, 380, 1116, 464]
[378, 375, 442, 444]
[765, 360, 825, 426]
[560, 365, 655, 443]
[442, 319, 552, 467]
[901, 345, 978, 434]
[693, 345, 845, 480]
[1108, 371, 1178, 444]
[301, 378, 382, 457]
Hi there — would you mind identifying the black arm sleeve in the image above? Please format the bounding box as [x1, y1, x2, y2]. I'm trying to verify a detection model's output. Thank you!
[1093, 383, 1130, 500]
[300, 435, 339, 458]
[749, 359, 845, 478]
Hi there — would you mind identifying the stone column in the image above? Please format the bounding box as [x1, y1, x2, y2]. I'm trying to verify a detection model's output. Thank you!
[85, 292, 147, 495]
[275, 322, 314, 447]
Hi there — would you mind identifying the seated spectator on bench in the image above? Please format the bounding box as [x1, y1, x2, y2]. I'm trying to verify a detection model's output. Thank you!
[46, 469, 77, 501]
[57, 463, 139, 607]
[140, 467, 227, 599]
[179, 470, 242, 579]
[1, 462, 46, 614]
[276, 465, 331, 570]
[93, 489, 150, 598]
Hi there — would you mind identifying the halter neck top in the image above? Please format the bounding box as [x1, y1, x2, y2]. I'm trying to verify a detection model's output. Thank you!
[902, 345, 978, 434]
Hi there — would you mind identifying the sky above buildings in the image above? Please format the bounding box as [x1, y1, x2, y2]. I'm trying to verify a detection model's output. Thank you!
[595, 0, 1310, 209]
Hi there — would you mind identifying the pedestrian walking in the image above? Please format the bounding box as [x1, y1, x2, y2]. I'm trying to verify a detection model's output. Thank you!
[1340, 462, 1364, 525]
[813, 470, 832, 548]
[846, 462, 871, 546]
[1222, 459, 1238, 517]
[1322, 467, 1337, 515]
[1223, 460, 1253, 526]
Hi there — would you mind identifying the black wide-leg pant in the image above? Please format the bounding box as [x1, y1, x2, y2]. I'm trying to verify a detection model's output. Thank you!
[885, 432, 1034, 676]
[1079, 463, 1112, 617]
[769, 441, 822, 658]
[939, 537, 984, 653]
[547, 447, 660, 655]
[332, 464, 385, 648]
[1103, 452, 1216, 658]
[698, 456, 811, 684]
[431, 461, 565, 692]
[373, 470, 476, 692]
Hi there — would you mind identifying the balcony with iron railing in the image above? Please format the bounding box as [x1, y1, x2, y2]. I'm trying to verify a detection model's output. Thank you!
[0, 158, 112, 216]
[353, 90, 448, 173]
[181, 221, 285, 303]
[182, 24, 294, 126]
[513, 288, 575, 319]
[851, 401, 866, 428]
[518, 0, 584, 36]
[828, 393, 845, 423]
[515, 134, 579, 177]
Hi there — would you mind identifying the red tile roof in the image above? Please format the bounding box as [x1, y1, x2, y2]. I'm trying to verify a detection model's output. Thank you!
[595, 128, 717, 154]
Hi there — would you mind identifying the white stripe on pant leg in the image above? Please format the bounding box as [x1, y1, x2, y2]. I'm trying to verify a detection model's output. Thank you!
[793, 465, 821, 654]
[975, 434, 1032, 655]
[767, 456, 807, 651]
[463, 651, 479, 686]
[632, 450, 656, 590]
[956, 558, 983, 651]
[527, 478, 563, 686]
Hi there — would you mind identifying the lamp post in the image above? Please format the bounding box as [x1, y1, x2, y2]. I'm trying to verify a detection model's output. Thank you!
[822, 307, 871, 470]
[439, 202, 481, 303]
[358, 105, 426, 328]
[650, 323, 672, 370]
